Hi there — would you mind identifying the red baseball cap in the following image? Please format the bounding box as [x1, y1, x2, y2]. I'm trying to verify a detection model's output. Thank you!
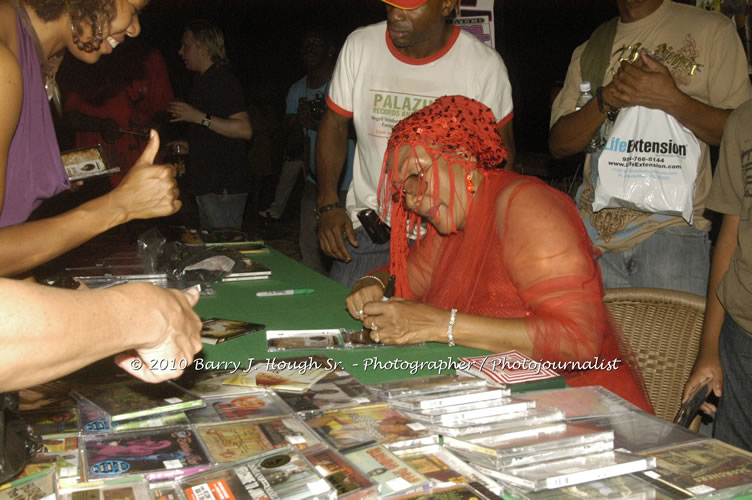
[382, 0, 428, 9]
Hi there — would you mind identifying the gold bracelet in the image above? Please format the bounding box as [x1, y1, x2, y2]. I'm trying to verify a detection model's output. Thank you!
[356, 275, 385, 290]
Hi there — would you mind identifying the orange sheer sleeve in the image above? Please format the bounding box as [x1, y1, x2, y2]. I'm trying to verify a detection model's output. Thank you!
[499, 180, 607, 364]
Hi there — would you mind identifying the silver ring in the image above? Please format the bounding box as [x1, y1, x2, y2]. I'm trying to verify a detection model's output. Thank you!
[370, 322, 378, 331]
[357, 309, 364, 317]
[373, 333, 380, 343]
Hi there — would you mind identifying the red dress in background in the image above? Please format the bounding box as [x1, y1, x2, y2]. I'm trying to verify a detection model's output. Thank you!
[398, 169, 653, 413]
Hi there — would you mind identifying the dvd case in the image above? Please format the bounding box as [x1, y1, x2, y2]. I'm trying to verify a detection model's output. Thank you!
[443, 422, 614, 469]
[343, 443, 429, 497]
[389, 387, 509, 411]
[304, 446, 379, 500]
[185, 390, 293, 424]
[178, 446, 336, 500]
[196, 416, 324, 463]
[478, 451, 657, 492]
[394, 444, 503, 496]
[81, 426, 211, 480]
[301, 404, 439, 452]
[639, 439, 752, 496]
[267, 329, 386, 350]
[368, 375, 488, 400]
[430, 408, 565, 437]
[72, 375, 204, 422]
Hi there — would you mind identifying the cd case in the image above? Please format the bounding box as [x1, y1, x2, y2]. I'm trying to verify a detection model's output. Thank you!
[367, 374, 488, 399]
[430, 407, 565, 437]
[304, 445, 378, 500]
[78, 398, 190, 433]
[185, 390, 293, 424]
[389, 387, 509, 411]
[266, 329, 390, 350]
[61, 145, 120, 181]
[478, 450, 656, 492]
[343, 443, 429, 497]
[81, 426, 212, 480]
[58, 476, 152, 500]
[178, 446, 336, 500]
[195, 416, 324, 463]
[399, 398, 536, 426]
[200, 317, 265, 345]
[301, 404, 439, 452]
[277, 372, 383, 412]
[443, 422, 614, 469]
[72, 375, 204, 422]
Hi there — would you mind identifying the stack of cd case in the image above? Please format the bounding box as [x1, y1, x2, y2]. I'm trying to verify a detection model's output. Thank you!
[382, 380, 567, 437]
[443, 422, 615, 469]
[476, 450, 657, 492]
[367, 374, 490, 399]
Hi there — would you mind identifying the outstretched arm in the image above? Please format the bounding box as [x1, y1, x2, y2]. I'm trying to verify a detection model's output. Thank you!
[0, 131, 180, 277]
[0, 280, 202, 391]
[168, 101, 252, 140]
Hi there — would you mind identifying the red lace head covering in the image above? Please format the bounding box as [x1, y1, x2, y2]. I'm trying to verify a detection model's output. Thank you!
[378, 95, 508, 298]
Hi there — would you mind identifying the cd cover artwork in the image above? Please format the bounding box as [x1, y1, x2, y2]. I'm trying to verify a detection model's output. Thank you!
[200, 317, 265, 345]
[302, 405, 438, 452]
[82, 426, 211, 480]
[221, 356, 334, 393]
[640, 439, 752, 496]
[0, 469, 57, 500]
[304, 446, 377, 499]
[196, 417, 323, 463]
[186, 391, 292, 424]
[344, 444, 428, 497]
[278, 374, 382, 412]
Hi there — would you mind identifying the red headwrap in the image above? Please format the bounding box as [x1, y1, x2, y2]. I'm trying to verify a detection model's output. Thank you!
[378, 95, 508, 298]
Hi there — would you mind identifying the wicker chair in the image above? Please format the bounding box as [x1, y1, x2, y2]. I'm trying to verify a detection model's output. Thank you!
[603, 287, 706, 423]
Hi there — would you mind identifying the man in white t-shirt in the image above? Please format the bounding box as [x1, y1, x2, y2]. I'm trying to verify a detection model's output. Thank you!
[315, 0, 516, 288]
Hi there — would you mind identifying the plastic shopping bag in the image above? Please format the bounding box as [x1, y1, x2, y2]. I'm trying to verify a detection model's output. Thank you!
[593, 105, 700, 223]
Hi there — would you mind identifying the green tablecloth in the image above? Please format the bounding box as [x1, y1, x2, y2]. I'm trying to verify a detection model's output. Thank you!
[194, 249, 492, 385]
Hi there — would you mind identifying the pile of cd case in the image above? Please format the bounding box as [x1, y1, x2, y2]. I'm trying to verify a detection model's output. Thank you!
[443, 422, 615, 469]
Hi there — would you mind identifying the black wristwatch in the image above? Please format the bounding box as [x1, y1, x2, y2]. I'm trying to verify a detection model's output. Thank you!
[314, 203, 342, 221]
[201, 114, 212, 128]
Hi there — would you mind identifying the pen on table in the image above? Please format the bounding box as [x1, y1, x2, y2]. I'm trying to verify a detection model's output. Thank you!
[382, 274, 396, 302]
[256, 289, 315, 297]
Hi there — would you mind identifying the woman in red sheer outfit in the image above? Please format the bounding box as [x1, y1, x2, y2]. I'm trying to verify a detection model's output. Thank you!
[345, 96, 652, 413]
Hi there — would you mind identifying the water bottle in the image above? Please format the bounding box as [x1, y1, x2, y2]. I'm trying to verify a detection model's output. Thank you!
[576, 81, 600, 153]
[575, 81, 593, 111]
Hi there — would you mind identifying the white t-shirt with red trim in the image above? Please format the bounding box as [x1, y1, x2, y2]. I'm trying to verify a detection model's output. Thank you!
[327, 21, 514, 226]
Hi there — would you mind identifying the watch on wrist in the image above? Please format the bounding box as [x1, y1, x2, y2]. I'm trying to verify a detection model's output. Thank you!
[201, 114, 212, 128]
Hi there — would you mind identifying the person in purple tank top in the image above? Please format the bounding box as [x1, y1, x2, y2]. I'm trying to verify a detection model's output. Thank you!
[0, 0, 181, 277]
[0, 0, 203, 391]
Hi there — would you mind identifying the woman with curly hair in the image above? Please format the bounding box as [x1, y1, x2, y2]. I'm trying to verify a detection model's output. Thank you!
[0, 0, 180, 276]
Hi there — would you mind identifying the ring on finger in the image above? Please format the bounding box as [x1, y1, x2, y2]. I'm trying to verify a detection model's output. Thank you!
[370, 322, 378, 331]
[374, 333, 380, 343]
[357, 309, 364, 317]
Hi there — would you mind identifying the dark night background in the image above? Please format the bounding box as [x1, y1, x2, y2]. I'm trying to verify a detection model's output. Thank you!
[60, 0, 622, 155]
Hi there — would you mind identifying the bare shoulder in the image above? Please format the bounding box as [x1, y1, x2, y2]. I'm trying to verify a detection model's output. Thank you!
[0, 1, 18, 47]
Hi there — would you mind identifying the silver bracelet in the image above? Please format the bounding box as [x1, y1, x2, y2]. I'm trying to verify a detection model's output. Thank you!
[356, 275, 385, 290]
[447, 308, 458, 347]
